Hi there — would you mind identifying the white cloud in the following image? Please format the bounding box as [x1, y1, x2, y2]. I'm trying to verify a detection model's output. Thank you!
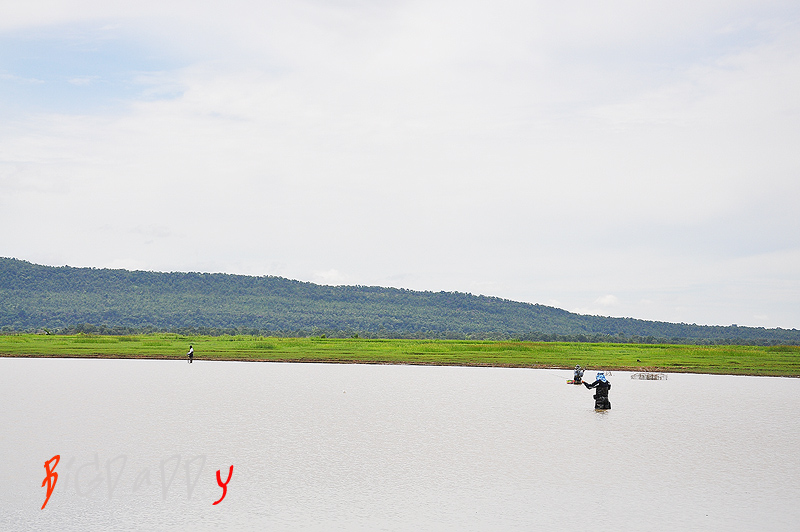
[0, 72, 44, 84]
[314, 269, 347, 286]
[1, 1, 799, 328]
[595, 295, 620, 307]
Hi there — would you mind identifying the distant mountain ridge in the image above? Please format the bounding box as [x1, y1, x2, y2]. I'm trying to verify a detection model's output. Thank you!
[1, 257, 798, 345]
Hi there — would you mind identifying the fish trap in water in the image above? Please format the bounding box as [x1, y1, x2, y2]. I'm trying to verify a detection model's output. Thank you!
[630, 372, 667, 380]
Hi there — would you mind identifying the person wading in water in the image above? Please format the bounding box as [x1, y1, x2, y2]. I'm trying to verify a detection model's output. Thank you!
[584, 372, 611, 410]
[187, 345, 194, 364]
[573, 364, 585, 384]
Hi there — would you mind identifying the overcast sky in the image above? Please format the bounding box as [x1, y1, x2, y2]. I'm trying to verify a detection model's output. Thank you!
[1, 1, 798, 328]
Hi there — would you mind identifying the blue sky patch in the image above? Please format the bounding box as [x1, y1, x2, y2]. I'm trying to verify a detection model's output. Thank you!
[0, 23, 187, 115]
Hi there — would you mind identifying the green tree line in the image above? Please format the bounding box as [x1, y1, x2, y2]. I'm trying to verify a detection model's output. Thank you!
[1, 257, 798, 345]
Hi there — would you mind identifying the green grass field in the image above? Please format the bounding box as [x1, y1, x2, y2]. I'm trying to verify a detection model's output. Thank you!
[1, 333, 798, 377]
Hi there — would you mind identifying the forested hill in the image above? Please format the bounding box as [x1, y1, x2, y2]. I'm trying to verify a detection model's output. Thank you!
[1, 257, 798, 345]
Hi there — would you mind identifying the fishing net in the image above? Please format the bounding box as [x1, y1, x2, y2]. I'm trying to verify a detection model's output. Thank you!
[630, 372, 667, 380]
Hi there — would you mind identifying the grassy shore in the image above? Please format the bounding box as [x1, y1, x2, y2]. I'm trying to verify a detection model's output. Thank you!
[1, 333, 799, 377]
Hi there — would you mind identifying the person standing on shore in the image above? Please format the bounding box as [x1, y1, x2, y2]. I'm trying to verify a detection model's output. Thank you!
[584, 372, 611, 409]
[187, 345, 194, 364]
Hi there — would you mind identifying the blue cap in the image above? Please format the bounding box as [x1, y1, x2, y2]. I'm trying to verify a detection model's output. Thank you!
[597, 372, 606, 382]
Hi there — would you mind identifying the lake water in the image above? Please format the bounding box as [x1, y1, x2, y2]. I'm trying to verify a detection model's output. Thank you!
[1, 357, 799, 531]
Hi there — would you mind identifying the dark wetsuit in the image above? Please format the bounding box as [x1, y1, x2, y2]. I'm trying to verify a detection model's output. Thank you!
[583, 379, 611, 409]
[573, 368, 584, 384]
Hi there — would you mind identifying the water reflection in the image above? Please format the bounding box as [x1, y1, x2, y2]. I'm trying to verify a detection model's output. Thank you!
[1, 358, 798, 531]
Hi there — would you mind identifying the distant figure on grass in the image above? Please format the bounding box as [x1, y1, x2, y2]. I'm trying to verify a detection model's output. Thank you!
[187, 345, 194, 364]
[572, 364, 584, 384]
[584, 372, 611, 410]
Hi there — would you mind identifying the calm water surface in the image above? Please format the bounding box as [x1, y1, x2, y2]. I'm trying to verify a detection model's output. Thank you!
[1, 358, 798, 531]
